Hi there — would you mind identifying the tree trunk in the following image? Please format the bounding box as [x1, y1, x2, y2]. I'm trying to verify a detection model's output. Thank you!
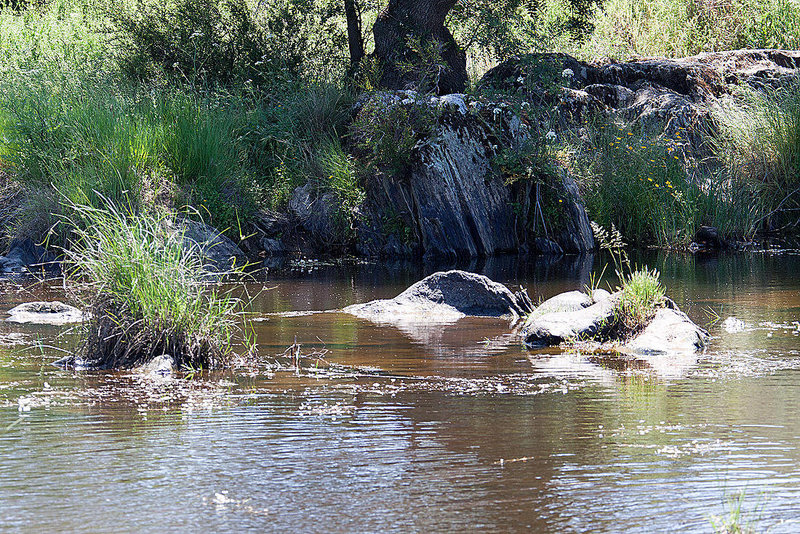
[372, 0, 467, 94]
[344, 0, 365, 77]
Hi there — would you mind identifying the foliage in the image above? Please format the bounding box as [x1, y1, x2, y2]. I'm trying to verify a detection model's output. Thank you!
[584, 0, 800, 59]
[314, 138, 365, 238]
[712, 81, 800, 233]
[62, 200, 250, 369]
[350, 94, 439, 175]
[0, 74, 254, 243]
[708, 490, 766, 534]
[572, 119, 758, 246]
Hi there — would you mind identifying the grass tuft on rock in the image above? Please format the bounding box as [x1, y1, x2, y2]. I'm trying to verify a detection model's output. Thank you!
[616, 267, 666, 336]
[63, 201, 250, 370]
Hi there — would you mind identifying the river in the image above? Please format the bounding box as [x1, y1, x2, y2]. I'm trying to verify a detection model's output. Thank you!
[1, 251, 799, 532]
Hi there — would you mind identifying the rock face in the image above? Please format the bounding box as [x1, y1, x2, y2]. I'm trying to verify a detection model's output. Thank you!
[6, 301, 85, 325]
[522, 288, 709, 354]
[344, 270, 533, 323]
[354, 92, 595, 260]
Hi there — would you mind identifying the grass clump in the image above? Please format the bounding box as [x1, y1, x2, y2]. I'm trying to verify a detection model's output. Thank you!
[713, 81, 800, 235]
[617, 267, 666, 334]
[573, 120, 759, 246]
[63, 201, 250, 370]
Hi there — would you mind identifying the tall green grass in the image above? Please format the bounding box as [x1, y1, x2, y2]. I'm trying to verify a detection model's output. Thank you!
[573, 120, 759, 246]
[63, 200, 250, 369]
[0, 74, 254, 242]
[583, 0, 800, 59]
[713, 82, 800, 233]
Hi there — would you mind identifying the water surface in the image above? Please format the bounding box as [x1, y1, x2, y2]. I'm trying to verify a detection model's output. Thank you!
[1, 252, 800, 532]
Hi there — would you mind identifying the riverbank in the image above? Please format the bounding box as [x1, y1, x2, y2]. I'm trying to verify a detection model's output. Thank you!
[1, 3, 799, 268]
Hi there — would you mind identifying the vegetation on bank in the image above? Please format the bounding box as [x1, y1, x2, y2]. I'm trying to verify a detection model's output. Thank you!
[0, 0, 797, 256]
[63, 201, 250, 369]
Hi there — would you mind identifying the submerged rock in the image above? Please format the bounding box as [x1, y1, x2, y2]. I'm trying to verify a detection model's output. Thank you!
[133, 354, 176, 379]
[6, 301, 85, 325]
[344, 270, 533, 323]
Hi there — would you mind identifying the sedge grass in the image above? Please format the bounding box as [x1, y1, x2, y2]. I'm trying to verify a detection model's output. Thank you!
[62, 200, 251, 369]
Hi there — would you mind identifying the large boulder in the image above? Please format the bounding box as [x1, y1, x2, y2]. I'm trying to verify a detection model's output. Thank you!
[344, 270, 532, 323]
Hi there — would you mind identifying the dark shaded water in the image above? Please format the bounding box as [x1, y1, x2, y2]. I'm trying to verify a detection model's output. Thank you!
[2, 252, 800, 532]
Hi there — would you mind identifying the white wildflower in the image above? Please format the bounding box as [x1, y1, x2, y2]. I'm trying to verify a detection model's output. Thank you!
[562, 68, 574, 78]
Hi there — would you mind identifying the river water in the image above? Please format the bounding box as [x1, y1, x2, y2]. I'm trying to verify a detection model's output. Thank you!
[1, 252, 799, 532]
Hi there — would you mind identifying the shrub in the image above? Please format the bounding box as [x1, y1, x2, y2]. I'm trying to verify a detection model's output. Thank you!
[62, 201, 250, 369]
[111, 0, 305, 87]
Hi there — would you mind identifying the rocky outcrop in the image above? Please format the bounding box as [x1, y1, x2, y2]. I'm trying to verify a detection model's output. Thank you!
[522, 289, 709, 354]
[344, 270, 533, 323]
[354, 92, 595, 260]
[6, 301, 85, 325]
[480, 50, 800, 159]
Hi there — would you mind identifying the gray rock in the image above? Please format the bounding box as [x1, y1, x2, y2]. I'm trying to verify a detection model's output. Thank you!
[623, 308, 709, 355]
[529, 290, 592, 319]
[522, 296, 618, 348]
[6, 301, 85, 325]
[0, 238, 59, 276]
[175, 218, 247, 272]
[344, 270, 532, 323]
[260, 237, 287, 257]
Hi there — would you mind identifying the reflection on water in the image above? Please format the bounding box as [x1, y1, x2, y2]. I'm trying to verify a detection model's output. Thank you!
[1, 252, 800, 532]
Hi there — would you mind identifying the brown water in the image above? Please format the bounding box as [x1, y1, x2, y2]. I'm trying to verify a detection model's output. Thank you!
[2, 252, 800, 532]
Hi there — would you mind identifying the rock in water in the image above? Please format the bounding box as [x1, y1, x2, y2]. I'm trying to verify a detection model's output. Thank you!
[623, 308, 709, 355]
[522, 296, 618, 348]
[134, 354, 176, 379]
[6, 301, 85, 325]
[344, 270, 532, 323]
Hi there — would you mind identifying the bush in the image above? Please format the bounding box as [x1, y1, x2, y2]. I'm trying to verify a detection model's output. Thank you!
[63, 201, 250, 369]
[111, 0, 306, 87]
